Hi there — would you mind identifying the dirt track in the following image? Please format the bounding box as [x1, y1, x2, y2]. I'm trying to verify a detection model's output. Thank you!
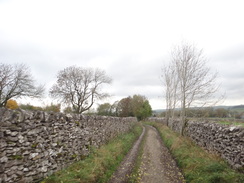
[138, 126, 184, 183]
[109, 126, 146, 183]
[109, 125, 185, 183]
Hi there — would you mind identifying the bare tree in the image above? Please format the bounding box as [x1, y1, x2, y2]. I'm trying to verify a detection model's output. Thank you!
[50, 66, 112, 114]
[161, 63, 179, 124]
[0, 63, 44, 107]
[162, 43, 219, 135]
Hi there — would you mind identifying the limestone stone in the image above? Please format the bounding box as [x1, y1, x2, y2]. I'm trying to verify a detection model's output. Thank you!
[40, 166, 48, 173]
[10, 132, 18, 137]
[0, 156, 8, 163]
[0, 108, 136, 182]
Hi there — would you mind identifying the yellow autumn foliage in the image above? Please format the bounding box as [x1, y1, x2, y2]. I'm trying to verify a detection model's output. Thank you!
[6, 99, 19, 109]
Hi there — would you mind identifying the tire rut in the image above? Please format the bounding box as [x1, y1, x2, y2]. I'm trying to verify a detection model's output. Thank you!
[109, 125, 146, 183]
[109, 125, 185, 183]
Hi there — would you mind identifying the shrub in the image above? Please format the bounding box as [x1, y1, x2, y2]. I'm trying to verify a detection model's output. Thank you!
[6, 99, 18, 109]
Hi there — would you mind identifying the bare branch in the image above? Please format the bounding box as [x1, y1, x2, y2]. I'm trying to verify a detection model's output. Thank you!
[0, 63, 45, 107]
[49, 66, 112, 114]
[162, 43, 222, 135]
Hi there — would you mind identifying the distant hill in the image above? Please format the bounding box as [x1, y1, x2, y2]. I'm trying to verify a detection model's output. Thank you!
[212, 106, 231, 109]
[229, 105, 244, 113]
[153, 105, 244, 113]
[152, 109, 165, 115]
[231, 105, 244, 109]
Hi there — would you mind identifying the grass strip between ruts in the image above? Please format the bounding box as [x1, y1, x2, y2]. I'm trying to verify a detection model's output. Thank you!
[41, 123, 142, 183]
[129, 125, 148, 183]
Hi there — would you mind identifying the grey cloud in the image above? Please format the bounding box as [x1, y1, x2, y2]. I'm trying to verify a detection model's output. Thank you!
[208, 44, 244, 103]
[215, 44, 244, 62]
[105, 55, 164, 103]
[108, 55, 162, 86]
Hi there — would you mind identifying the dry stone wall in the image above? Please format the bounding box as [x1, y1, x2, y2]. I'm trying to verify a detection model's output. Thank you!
[147, 117, 244, 171]
[0, 108, 137, 183]
[185, 121, 244, 170]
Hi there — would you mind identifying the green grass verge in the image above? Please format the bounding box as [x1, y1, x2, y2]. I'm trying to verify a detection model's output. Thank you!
[41, 123, 142, 183]
[144, 122, 244, 183]
[216, 121, 244, 127]
[190, 118, 244, 127]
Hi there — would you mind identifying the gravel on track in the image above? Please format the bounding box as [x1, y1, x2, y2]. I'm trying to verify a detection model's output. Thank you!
[109, 125, 185, 183]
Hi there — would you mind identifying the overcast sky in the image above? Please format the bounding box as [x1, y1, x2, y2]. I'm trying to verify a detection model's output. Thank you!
[0, 0, 244, 110]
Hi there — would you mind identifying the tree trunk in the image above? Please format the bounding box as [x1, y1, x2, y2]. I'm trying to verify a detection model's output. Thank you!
[180, 93, 186, 135]
[165, 109, 170, 126]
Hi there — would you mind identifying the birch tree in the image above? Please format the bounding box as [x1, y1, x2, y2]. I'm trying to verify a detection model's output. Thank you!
[162, 43, 219, 135]
[161, 63, 179, 124]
